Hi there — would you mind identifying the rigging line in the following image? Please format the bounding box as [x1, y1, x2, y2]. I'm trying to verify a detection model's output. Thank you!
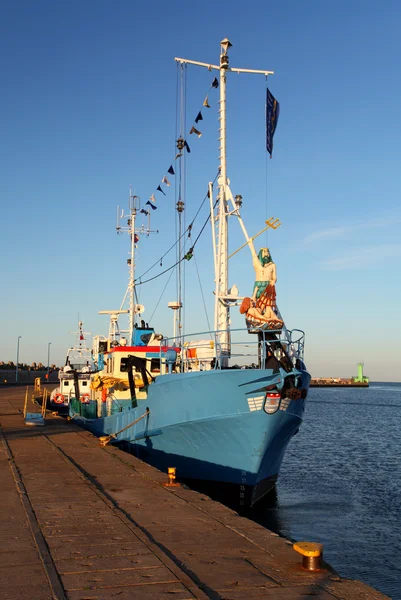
[182, 66, 188, 340]
[193, 254, 212, 336]
[190, 171, 219, 223]
[149, 267, 175, 323]
[137, 225, 189, 281]
[144, 74, 217, 203]
[135, 174, 218, 282]
[264, 76, 269, 248]
[135, 203, 216, 287]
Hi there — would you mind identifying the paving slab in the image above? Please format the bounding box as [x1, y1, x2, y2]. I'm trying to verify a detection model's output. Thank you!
[0, 387, 390, 600]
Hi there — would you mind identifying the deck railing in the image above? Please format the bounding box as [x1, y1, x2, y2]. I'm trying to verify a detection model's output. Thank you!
[161, 327, 305, 374]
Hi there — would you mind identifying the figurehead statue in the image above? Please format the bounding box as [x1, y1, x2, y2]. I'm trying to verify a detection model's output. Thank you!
[252, 248, 276, 301]
[239, 242, 283, 330]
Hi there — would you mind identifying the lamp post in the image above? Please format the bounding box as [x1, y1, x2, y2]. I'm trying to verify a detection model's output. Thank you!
[16, 336, 22, 383]
[47, 342, 51, 380]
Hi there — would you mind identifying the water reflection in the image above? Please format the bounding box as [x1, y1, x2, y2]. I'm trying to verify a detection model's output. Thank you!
[187, 383, 401, 600]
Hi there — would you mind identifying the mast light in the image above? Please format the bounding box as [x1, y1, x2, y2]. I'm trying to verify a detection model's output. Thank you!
[220, 38, 233, 52]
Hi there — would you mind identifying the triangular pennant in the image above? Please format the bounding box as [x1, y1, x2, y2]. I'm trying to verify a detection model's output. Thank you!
[190, 126, 202, 138]
[195, 111, 203, 123]
[146, 200, 157, 210]
[156, 185, 166, 195]
[175, 153, 182, 160]
[203, 96, 210, 108]
[168, 165, 175, 175]
[134, 234, 139, 243]
[162, 176, 171, 186]
[184, 140, 191, 153]
[212, 77, 219, 88]
[140, 209, 149, 216]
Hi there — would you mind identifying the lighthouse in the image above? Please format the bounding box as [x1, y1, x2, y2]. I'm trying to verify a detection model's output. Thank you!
[353, 362, 369, 384]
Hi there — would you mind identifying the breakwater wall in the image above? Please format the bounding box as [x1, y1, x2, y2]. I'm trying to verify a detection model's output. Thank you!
[0, 370, 59, 385]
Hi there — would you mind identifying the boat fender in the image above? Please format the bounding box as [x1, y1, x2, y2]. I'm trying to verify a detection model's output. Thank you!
[101, 388, 108, 402]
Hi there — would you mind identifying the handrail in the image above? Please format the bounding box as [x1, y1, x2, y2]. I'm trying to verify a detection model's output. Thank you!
[159, 326, 305, 373]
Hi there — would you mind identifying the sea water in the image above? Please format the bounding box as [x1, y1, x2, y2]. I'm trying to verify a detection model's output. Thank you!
[249, 382, 401, 600]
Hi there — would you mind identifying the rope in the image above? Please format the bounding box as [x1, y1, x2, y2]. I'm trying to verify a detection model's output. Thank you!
[193, 254, 212, 335]
[264, 76, 269, 248]
[149, 267, 175, 322]
[136, 228, 189, 281]
[100, 409, 150, 446]
[135, 189, 219, 287]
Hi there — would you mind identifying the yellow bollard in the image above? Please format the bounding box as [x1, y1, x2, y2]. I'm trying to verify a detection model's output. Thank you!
[293, 541, 324, 571]
[34, 377, 41, 394]
[163, 467, 180, 487]
[23, 387, 29, 419]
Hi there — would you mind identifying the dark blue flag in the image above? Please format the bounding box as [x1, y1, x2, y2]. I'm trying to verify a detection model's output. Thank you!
[266, 88, 280, 158]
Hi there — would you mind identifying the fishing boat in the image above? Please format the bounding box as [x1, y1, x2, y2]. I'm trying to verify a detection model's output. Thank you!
[70, 39, 310, 507]
[49, 321, 94, 415]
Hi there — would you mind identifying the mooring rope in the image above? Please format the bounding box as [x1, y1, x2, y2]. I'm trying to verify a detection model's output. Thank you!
[99, 408, 150, 446]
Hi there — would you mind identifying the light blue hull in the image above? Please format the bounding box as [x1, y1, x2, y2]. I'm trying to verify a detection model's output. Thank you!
[72, 367, 310, 504]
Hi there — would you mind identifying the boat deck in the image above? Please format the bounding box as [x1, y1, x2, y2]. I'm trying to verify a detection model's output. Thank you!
[0, 386, 388, 600]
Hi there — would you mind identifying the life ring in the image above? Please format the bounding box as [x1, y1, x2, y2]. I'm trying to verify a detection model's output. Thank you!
[53, 393, 64, 404]
[80, 393, 90, 403]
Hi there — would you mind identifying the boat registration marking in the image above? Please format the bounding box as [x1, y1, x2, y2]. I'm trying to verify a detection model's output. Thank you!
[247, 396, 264, 411]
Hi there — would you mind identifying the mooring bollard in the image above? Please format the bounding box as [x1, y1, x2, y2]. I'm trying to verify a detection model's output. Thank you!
[293, 541, 324, 571]
[163, 467, 180, 487]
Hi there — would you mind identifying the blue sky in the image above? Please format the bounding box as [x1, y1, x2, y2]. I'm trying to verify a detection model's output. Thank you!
[1, 0, 400, 381]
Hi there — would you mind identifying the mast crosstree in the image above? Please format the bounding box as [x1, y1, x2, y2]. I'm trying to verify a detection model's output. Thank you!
[100, 190, 158, 345]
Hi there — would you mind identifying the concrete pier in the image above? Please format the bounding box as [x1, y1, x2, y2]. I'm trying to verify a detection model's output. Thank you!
[0, 387, 389, 599]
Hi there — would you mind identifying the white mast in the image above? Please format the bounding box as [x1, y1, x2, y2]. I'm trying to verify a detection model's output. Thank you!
[68, 321, 92, 352]
[128, 191, 137, 336]
[106, 189, 157, 345]
[175, 40, 274, 361]
[215, 39, 230, 353]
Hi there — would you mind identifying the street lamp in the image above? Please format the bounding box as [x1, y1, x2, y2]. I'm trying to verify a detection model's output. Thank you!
[47, 342, 51, 380]
[16, 336, 22, 383]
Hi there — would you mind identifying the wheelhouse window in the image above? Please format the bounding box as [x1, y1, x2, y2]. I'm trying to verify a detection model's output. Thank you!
[63, 381, 70, 387]
[150, 358, 160, 373]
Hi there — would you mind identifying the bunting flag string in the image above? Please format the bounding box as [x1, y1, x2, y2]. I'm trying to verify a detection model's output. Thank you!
[143, 74, 219, 212]
[189, 126, 202, 138]
[146, 194, 157, 210]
